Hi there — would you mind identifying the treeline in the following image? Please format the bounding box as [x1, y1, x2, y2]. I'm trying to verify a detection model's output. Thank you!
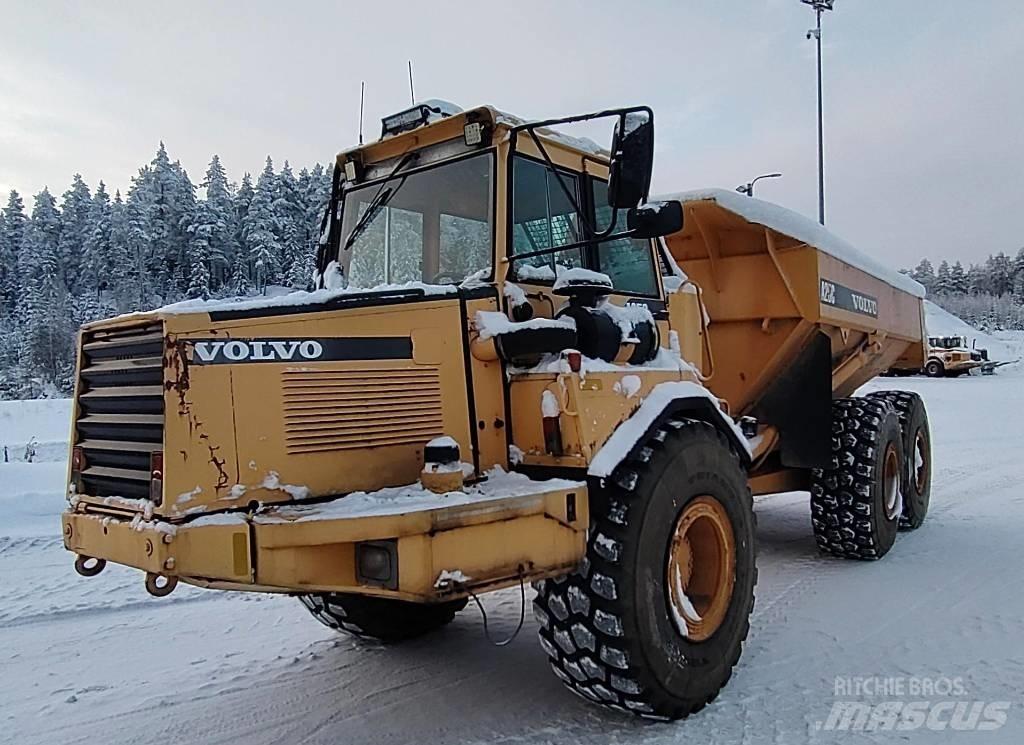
[0, 144, 330, 399]
[904, 252, 1024, 331]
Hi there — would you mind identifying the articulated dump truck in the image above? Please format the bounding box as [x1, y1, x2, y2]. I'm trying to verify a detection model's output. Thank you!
[63, 103, 931, 719]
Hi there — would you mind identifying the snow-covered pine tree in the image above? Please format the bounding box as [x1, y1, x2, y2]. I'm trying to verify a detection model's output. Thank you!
[275, 161, 305, 285]
[949, 261, 968, 295]
[910, 258, 935, 292]
[82, 181, 112, 297]
[986, 252, 1014, 297]
[935, 260, 952, 295]
[0, 210, 11, 312]
[21, 189, 75, 392]
[246, 157, 283, 293]
[107, 190, 135, 312]
[197, 155, 237, 289]
[292, 164, 331, 288]
[56, 174, 93, 295]
[2, 190, 27, 312]
[184, 198, 214, 300]
[966, 263, 987, 296]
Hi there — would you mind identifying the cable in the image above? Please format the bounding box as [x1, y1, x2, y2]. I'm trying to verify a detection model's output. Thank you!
[465, 566, 526, 647]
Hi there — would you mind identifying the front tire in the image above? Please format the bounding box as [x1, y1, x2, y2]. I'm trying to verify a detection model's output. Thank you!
[810, 398, 903, 560]
[534, 419, 756, 719]
[298, 593, 467, 642]
[924, 359, 944, 378]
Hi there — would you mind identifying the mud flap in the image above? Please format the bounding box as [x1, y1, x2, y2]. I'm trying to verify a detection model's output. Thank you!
[750, 331, 832, 469]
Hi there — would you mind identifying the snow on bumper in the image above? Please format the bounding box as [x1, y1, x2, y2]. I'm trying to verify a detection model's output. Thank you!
[62, 470, 588, 601]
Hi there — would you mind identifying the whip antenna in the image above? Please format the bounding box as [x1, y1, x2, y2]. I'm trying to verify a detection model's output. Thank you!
[358, 81, 365, 145]
[407, 60, 415, 104]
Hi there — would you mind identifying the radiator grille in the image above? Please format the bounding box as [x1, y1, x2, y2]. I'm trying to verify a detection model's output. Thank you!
[282, 367, 444, 453]
[76, 322, 164, 499]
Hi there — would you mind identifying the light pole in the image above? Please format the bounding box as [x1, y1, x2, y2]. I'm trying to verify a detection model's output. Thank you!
[802, 0, 834, 225]
[736, 173, 783, 198]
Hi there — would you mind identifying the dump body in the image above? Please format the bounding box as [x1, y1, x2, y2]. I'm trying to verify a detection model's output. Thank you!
[658, 188, 926, 473]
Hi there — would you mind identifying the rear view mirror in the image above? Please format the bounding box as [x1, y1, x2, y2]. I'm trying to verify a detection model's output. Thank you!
[627, 200, 683, 239]
[607, 110, 654, 209]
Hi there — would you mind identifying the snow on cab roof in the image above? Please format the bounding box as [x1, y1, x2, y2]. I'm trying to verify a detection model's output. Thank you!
[655, 188, 926, 298]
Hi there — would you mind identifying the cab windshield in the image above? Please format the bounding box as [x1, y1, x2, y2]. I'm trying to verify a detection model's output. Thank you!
[338, 152, 494, 286]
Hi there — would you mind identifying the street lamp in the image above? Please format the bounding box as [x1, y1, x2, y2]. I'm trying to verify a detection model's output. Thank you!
[736, 173, 783, 198]
[802, 0, 834, 225]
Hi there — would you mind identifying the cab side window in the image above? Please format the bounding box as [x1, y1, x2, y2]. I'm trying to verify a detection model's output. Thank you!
[511, 156, 584, 281]
[591, 179, 659, 296]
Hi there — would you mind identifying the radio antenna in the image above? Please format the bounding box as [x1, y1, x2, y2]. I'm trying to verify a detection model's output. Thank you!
[358, 81, 365, 145]
[407, 60, 415, 104]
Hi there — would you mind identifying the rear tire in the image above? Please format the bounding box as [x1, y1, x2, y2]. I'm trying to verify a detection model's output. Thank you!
[810, 398, 903, 560]
[298, 593, 467, 642]
[924, 359, 944, 378]
[533, 419, 756, 719]
[866, 391, 931, 530]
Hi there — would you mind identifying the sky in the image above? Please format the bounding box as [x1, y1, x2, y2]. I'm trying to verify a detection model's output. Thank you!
[1, 0, 1022, 268]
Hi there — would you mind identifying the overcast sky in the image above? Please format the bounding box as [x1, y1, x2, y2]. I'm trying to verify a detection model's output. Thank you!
[1, 0, 1021, 268]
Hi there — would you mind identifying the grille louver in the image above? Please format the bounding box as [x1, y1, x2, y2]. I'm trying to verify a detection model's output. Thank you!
[76, 323, 164, 499]
[282, 367, 444, 454]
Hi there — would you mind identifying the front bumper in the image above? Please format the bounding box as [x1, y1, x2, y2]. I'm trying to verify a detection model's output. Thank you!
[63, 478, 588, 602]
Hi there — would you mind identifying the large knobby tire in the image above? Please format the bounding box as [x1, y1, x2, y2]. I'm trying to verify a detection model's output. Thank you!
[924, 359, 945, 378]
[866, 390, 931, 530]
[810, 398, 904, 560]
[533, 419, 756, 720]
[298, 593, 467, 642]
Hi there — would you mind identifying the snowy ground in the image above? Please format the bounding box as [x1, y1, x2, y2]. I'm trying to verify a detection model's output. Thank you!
[3, 346, 1023, 744]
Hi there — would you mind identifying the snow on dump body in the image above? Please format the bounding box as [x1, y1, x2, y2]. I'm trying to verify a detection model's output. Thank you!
[654, 188, 926, 298]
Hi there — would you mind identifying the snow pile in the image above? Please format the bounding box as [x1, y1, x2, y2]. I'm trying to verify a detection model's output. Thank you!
[540, 390, 560, 418]
[552, 268, 612, 292]
[512, 344, 698, 378]
[254, 466, 582, 523]
[514, 264, 559, 282]
[434, 569, 471, 589]
[597, 299, 655, 342]
[656, 188, 925, 298]
[502, 281, 529, 309]
[588, 381, 749, 478]
[613, 375, 642, 398]
[473, 310, 575, 341]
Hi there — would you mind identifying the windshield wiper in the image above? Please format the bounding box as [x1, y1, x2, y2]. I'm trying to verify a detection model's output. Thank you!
[342, 151, 418, 252]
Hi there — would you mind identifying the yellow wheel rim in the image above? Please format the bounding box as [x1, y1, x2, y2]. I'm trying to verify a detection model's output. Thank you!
[666, 496, 736, 642]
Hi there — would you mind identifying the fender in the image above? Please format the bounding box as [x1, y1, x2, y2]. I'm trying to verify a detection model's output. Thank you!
[588, 381, 752, 479]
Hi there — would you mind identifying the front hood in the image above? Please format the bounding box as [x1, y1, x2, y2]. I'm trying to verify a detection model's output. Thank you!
[74, 284, 499, 520]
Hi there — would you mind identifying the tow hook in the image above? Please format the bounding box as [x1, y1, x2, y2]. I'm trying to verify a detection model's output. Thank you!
[145, 572, 179, 597]
[74, 555, 107, 577]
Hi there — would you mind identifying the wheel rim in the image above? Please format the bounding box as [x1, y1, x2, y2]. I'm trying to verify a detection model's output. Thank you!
[883, 444, 901, 520]
[666, 496, 735, 642]
[913, 429, 928, 493]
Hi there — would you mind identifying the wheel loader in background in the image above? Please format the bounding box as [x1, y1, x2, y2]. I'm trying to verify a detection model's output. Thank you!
[62, 102, 932, 719]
